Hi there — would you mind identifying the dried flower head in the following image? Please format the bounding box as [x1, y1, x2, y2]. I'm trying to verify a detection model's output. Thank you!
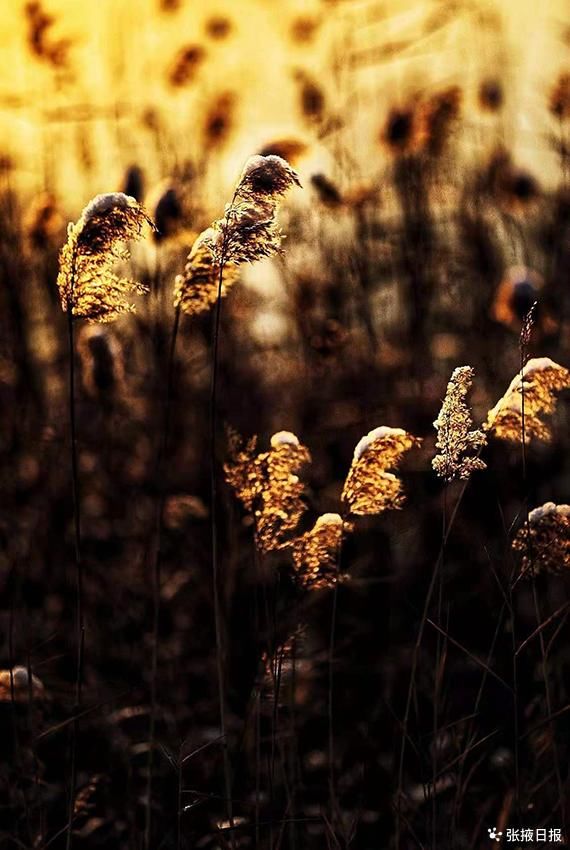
[168, 44, 205, 87]
[432, 367, 487, 481]
[478, 79, 504, 112]
[224, 429, 310, 552]
[57, 193, 153, 322]
[342, 427, 421, 516]
[174, 229, 239, 316]
[0, 666, 45, 702]
[549, 72, 570, 120]
[484, 358, 570, 443]
[512, 503, 570, 577]
[492, 266, 542, 328]
[205, 154, 301, 266]
[290, 513, 347, 590]
[203, 91, 237, 151]
[77, 325, 125, 399]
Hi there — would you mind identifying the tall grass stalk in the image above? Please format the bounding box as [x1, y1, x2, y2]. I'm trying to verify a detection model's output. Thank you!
[65, 298, 84, 850]
[145, 301, 181, 850]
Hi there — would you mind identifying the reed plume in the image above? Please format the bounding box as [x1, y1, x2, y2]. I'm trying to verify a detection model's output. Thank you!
[224, 429, 311, 553]
[513, 502, 570, 576]
[57, 193, 153, 322]
[290, 513, 347, 591]
[484, 357, 570, 443]
[342, 427, 421, 516]
[173, 229, 238, 316]
[0, 667, 45, 703]
[432, 366, 487, 481]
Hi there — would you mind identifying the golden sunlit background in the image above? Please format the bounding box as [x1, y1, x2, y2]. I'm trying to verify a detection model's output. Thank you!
[2, 0, 569, 206]
[1, 2, 570, 849]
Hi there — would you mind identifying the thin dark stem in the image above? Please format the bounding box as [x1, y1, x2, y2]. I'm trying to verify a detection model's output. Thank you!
[395, 477, 470, 849]
[66, 303, 84, 850]
[328, 583, 339, 827]
[145, 303, 182, 850]
[210, 245, 234, 842]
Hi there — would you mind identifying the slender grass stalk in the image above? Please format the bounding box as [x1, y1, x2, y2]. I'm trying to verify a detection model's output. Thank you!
[65, 298, 84, 850]
[210, 228, 235, 843]
[395, 476, 472, 849]
[144, 302, 181, 850]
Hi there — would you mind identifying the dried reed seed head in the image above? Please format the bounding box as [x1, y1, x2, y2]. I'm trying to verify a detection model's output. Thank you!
[204, 15, 232, 39]
[492, 266, 542, 327]
[290, 513, 347, 591]
[432, 366, 487, 482]
[0, 666, 45, 702]
[484, 357, 570, 443]
[422, 86, 462, 156]
[77, 325, 125, 398]
[512, 503, 570, 577]
[310, 173, 343, 208]
[206, 154, 301, 267]
[258, 138, 308, 165]
[549, 72, 570, 120]
[168, 45, 206, 87]
[57, 193, 153, 322]
[236, 155, 302, 201]
[478, 78, 504, 112]
[173, 228, 239, 316]
[342, 427, 421, 516]
[224, 430, 310, 553]
[203, 91, 237, 150]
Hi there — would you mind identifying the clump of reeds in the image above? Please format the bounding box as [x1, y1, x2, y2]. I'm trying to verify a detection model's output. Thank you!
[432, 366, 487, 482]
[512, 503, 570, 576]
[484, 357, 570, 443]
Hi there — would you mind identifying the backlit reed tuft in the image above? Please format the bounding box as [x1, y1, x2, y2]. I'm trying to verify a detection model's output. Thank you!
[290, 513, 347, 591]
[174, 155, 300, 315]
[173, 229, 239, 316]
[57, 193, 153, 322]
[432, 366, 487, 481]
[484, 357, 570, 443]
[0, 666, 45, 702]
[224, 429, 310, 553]
[512, 503, 570, 576]
[342, 427, 421, 516]
[206, 154, 301, 263]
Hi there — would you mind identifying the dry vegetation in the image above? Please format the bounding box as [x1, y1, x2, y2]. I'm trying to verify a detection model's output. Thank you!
[1, 2, 570, 849]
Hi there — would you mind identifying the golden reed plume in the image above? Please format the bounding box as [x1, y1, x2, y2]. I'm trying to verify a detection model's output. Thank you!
[290, 513, 347, 591]
[174, 154, 301, 316]
[342, 427, 421, 516]
[512, 502, 570, 576]
[432, 366, 487, 482]
[484, 357, 570, 443]
[173, 229, 239, 316]
[224, 429, 310, 553]
[57, 193, 153, 322]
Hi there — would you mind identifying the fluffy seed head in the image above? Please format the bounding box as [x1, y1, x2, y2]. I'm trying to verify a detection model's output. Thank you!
[484, 358, 570, 443]
[224, 429, 310, 553]
[290, 513, 347, 591]
[512, 503, 570, 577]
[342, 427, 421, 515]
[174, 229, 239, 316]
[57, 192, 153, 322]
[432, 366, 487, 481]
